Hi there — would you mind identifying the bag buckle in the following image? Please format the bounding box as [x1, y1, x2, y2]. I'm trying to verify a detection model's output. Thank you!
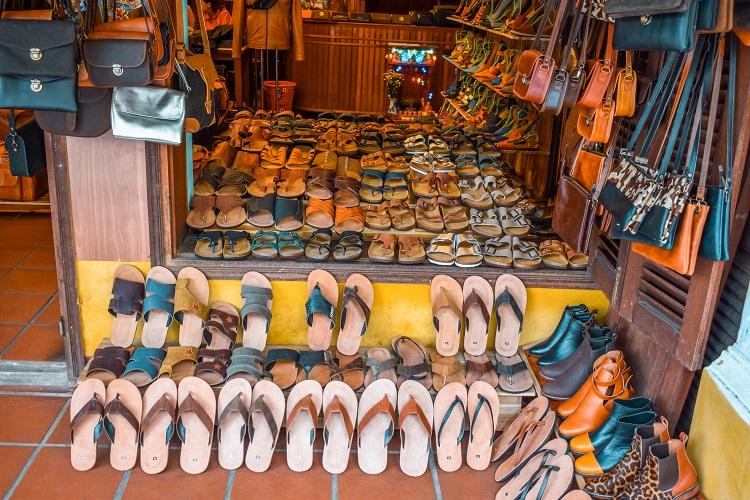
[29, 48, 42, 61]
[112, 64, 123, 77]
[30, 79, 42, 93]
[640, 15, 651, 25]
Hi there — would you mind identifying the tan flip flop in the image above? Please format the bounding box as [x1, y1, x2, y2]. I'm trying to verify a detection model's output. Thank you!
[495, 436, 567, 484]
[398, 380, 434, 477]
[286, 380, 323, 472]
[177, 376, 216, 474]
[336, 274, 374, 356]
[496, 449, 573, 499]
[492, 396, 551, 461]
[494, 274, 527, 357]
[240, 271, 273, 350]
[322, 381, 358, 474]
[431, 275, 463, 356]
[104, 379, 142, 471]
[306, 269, 339, 351]
[494, 411, 557, 482]
[141, 266, 176, 349]
[108, 264, 145, 347]
[246, 380, 285, 472]
[463, 276, 493, 356]
[434, 382, 468, 472]
[465, 353, 499, 387]
[495, 353, 534, 393]
[430, 352, 466, 391]
[391, 336, 431, 390]
[139, 378, 177, 474]
[70, 378, 106, 471]
[174, 267, 210, 347]
[357, 379, 397, 475]
[217, 378, 252, 470]
[363, 347, 399, 387]
[466, 381, 500, 471]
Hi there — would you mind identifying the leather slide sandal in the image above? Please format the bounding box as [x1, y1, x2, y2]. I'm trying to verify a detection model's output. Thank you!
[434, 382, 467, 472]
[398, 380, 434, 477]
[158, 346, 199, 384]
[431, 275, 463, 356]
[492, 396, 550, 461]
[83, 346, 131, 384]
[296, 350, 333, 387]
[465, 353, 499, 387]
[331, 352, 365, 391]
[306, 269, 339, 351]
[286, 380, 323, 472]
[108, 264, 145, 348]
[494, 410, 557, 482]
[120, 347, 166, 387]
[217, 378, 252, 470]
[265, 348, 300, 390]
[540, 240, 570, 269]
[494, 274, 527, 357]
[363, 347, 399, 387]
[186, 194, 216, 230]
[322, 381, 358, 473]
[467, 381, 500, 471]
[141, 266, 176, 348]
[202, 301, 239, 350]
[70, 378, 106, 471]
[430, 352, 466, 391]
[195, 231, 223, 260]
[496, 353, 533, 393]
[240, 271, 273, 350]
[337, 274, 374, 356]
[357, 379, 397, 475]
[222, 231, 251, 259]
[274, 197, 304, 231]
[194, 348, 232, 386]
[104, 379, 142, 471]
[463, 275, 493, 356]
[246, 380, 285, 472]
[174, 267, 210, 347]
[177, 376, 216, 474]
[247, 193, 276, 228]
[139, 378, 177, 474]
[392, 336, 432, 390]
[226, 347, 264, 385]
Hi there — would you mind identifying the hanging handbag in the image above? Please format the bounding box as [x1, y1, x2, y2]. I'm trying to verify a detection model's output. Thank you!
[576, 82, 616, 144]
[541, 0, 585, 115]
[3, 111, 46, 177]
[697, 0, 733, 32]
[111, 86, 185, 145]
[563, 6, 592, 108]
[0, 5, 78, 112]
[578, 24, 615, 109]
[35, 85, 112, 137]
[606, 0, 700, 52]
[571, 142, 608, 192]
[614, 51, 637, 117]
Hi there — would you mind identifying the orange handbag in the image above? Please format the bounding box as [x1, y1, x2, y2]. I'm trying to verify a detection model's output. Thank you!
[578, 24, 615, 109]
[576, 74, 616, 144]
[614, 51, 637, 117]
[571, 146, 607, 192]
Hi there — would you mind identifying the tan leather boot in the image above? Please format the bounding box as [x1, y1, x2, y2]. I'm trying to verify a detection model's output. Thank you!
[556, 351, 625, 418]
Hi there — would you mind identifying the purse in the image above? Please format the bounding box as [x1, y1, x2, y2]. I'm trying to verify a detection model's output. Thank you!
[571, 143, 608, 192]
[0, 6, 78, 112]
[576, 84, 616, 144]
[606, 0, 699, 52]
[111, 86, 185, 145]
[578, 24, 615, 109]
[3, 111, 46, 177]
[698, 0, 733, 32]
[614, 51, 637, 117]
[35, 85, 112, 137]
[541, 0, 586, 115]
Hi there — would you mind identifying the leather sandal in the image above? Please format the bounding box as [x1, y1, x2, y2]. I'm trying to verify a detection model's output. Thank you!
[103, 379, 142, 471]
[563, 242, 588, 269]
[194, 231, 223, 260]
[82, 345, 131, 384]
[246, 193, 276, 228]
[222, 231, 251, 260]
[186, 194, 216, 229]
[441, 198, 470, 232]
[416, 198, 445, 232]
[274, 197, 304, 231]
[455, 233, 483, 267]
[157, 346, 199, 383]
[330, 353, 365, 391]
[388, 200, 415, 230]
[430, 352, 466, 390]
[278, 231, 305, 258]
[368, 233, 396, 263]
[306, 167, 335, 199]
[296, 349, 333, 387]
[305, 228, 333, 261]
[392, 336, 431, 390]
[265, 348, 300, 390]
[484, 236, 513, 268]
[540, 239, 570, 269]
[427, 233, 456, 266]
[250, 231, 279, 258]
[226, 347, 265, 384]
[364, 347, 399, 387]
[360, 169, 385, 203]
[333, 176, 361, 208]
[276, 168, 307, 198]
[365, 202, 392, 231]
[398, 235, 426, 264]
[434, 382, 467, 472]
[121, 347, 166, 387]
[306, 197, 335, 229]
[333, 231, 364, 261]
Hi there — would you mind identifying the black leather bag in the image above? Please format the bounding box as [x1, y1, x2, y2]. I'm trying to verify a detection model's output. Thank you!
[410, 11, 434, 26]
[3, 111, 46, 177]
[35, 86, 112, 137]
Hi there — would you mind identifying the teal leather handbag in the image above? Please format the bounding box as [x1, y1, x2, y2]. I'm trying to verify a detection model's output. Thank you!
[606, 0, 699, 52]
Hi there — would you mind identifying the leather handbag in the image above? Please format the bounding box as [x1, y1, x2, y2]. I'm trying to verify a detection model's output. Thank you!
[614, 51, 637, 117]
[576, 92, 615, 143]
[3, 110, 46, 177]
[553, 174, 596, 252]
[571, 145, 607, 192]
[35, 85, 112, 137]
[111, 86, 185, 145]
[698, 0, 733, 32]
[578, 25, 615, 109]
[392, 14, 413, 25]
[410, 11, 434, 25]
[606, 0, 699, 52]
[0, 7, 78, 112]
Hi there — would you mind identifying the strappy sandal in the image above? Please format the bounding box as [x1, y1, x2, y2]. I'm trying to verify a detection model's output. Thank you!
[484, 235, 513, 267]
[334, 231, 364, 261]
[398, 235, 426, 264]
[250, 231, 279, 258]
[365, 202, 392, 231]
[386, 153, 409, 173]
[430, 352, 466, 390]
[305, 228, 333, 261]
[512, 238, 542, 269]
[435, 173, 461, 199]
[441, 198, 470, 232]
[306, 197, 335, 229]
[464, 352, 499, 387]
[82, 346, 131, 384]
[539, 239, 569, 269]
[312, 150, 337, 170]
[334, 206, 365, 233]
[471, 208, 503, 237]
[492, 179, 522, 206]
[427, 233, 456, 266]
[360, 169, 385, 203]
[333, 176, 361, 208]
[496, 448, 574, 499]
[361, 151, 387, 171]
[194, 163, 225, 195]
[391, 336, 431, 390]
[121, 347, 166, 387]
[296, 350, 333, 387]
[337, 155, 362, 181]
[454, 233, 483, 267]
[368, 233, 396, 263]
[388, 199, 416, 231]
[416, 198, 445, 232]
[285, 145, 314, 169]
[274, 197, 304, 231]
[455, 156, 480, 178]
[493, 412, 558, 482]
[499, 207, 530, 235]
[222, 231, 251, 260]
[265, 348, 300, 390]
[383, 172, 409, 201]
[330, 353, 365, 391]
[460, 177, 494, 209]
[278, 231, 305, 258]
[246, 193, 276, 228]
[195, 231, 223, 260]
[363, 347, 399, 386]
[186, 194, 216, 229]
[412, 173, 438, 198]
[194, 347, 232, 386]
[248, 168, 279, 198]
[306, 167, 335, 199]
[260, 144, 288, 168]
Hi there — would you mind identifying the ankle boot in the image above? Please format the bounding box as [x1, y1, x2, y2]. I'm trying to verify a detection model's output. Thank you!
[583, 418, 670, 499]
[575, 411, 657, 475]
[529, 304, 588, 357]
[570, 397, 652, 454]
[557, 351, 626, 418]
[614, 433, 699, 500]
[541, 335, 614, 400]
[540, 329, 613, 381]
[558, 362, 633, 437]
[537, 314, 596, 367]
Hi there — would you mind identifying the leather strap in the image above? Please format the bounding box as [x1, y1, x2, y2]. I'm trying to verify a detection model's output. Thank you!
[305, 284, 335, 329]
[323, 396, 355, 443]
[358, 395, 396, 436]
[139, 393, 175, 445]
[248, 394, 278, 443]
[543, 0, 569, 63]
[432, 286, 463, 332]
[70, 395, 103, 444]
[108, 278, 145, 319]
[365, 354, 399, 377]
[530, 0, 559, 52]
[398, 396, 432, 435]
[177, 392, 214, 443]
[287, 394, 318, 431]
[436, 395, 466, 447]
[697, 34, 726, 199]
[469, 394, 495, 445]
[240, 284, 273, 332]
[202, 307, 239, 347]
[104, 395, 140, 442]
[341, 286, 371, 337]
[494, 288, 524, 329]
[462, 289, 490, 331]
[217, 393, 249, 443]
[331, 355, 364, 378]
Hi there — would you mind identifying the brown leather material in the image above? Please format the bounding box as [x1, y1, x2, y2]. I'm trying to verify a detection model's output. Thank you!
[552, 174, 594, 253]
[140, 393, 176, 438]
[233, 0, 305, 61]
[287, 394, 319, 429]
[556, 352, 624, 415]
[398, 396, 432, 434]
[571, 148, 606, 193]
[35, 86, 112, 138]
[578, 25, 615, 108]
[614, 52, 637, 117]
[671, 434, 698, 495]
[1, 9, 52, 20]
[104, 396, 141, 438]
[217, 393, 250, 436]
[577, 98, 615, 143]
[323, 396, 354, 440]
[70, 395, 104, 443]
[358, 395, 395, 434]
[249, 394, 279, 441]
[178, 392, 215, 440]
[632, 202, 709, 277]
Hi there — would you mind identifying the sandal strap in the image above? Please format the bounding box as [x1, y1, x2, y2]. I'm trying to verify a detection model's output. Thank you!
[432, 286, 463, 332]
[108, 278, 145, 319]
[122, 347, 166, 380]
[305, 285, 336, 329]
[463, 289, 490, 330]
[365, 355, 399, 376]
[247, 193, 275, 215]
[251, 231, 278, 251]
[202, 307, 239, 347]
[357, 395, 395, 445]
[248, 394, 278, 444]
[307, 197, 336, 219]
[70, 395, 104, 444]
[341, 285, 371, 336]
[286, 394, 319, 435]
[469, 393, 495, 446]
[241, 284, 273, 332]
[298, 349, 332, 374]
[398, 396, 432, 434]
[143, 279, 176, 325]
[177, 393, 214, 443]
[265, 348, 300, 372]
[437, 395, 466, 447]
[275, 197, 304, 222]
[139, 393, 176, 445]
[323, 396, 355, 442]
[226, 347, 264, 379]
[103, 395, 140, 442]
[217, 393, 249, 443]
[331, 356, 364, 377]
[494, 288, 524, 329]
[191, 194, 215, 210]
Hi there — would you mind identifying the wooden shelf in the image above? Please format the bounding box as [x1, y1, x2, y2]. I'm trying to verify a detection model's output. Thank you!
[441, 95, 473, 121]
[447, 16, 548, 43]
[0, 193, 51, 213]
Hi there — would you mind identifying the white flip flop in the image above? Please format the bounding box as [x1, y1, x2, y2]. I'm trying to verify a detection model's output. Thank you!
[286, 380, 323, 472]
[246, 380, 285, 472]
[217, 378, 252, 470]
[357, 378, 397, 475]
[398, 380, 434, 477]
[322, 381, 358, 473]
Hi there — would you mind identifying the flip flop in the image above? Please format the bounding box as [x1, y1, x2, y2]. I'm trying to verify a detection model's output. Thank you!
[174, 267, 210, 347]
[336, 274, 374, 356]
[286, 380, 323, 472]
[306, 269, 339, 351]
[496, 452, 574, 500]
[240, 272, 273, 350]
[463, 276, 493, 356]
[104, 379, 142, 471]
[492, 396, 551, 461]
[217, 378, 252, 470]
[177, 376, 216, 474]
[357, 379, 397, 475]
[398, 380, 434, 477]
[296, 350, 333, 387]
[265, 348, 300, 390]
[141, 266, 176, 348]
[431, 275, 464, 356]
[391, 336, 431, 390]
[70, 378, 106, 471]
[322, 381, 358, 473]
[434, 382, 467, 472]
[466, 381, 500, 471]
[496, 353, 534, 393]
[495, 437, 568, 486]
[494, 274, 527, 357]
[363, 347, 399, 387]
[494, 411, 556, 481]
[108, 264, 145, 347]
[139, 378, 177, 474]
[246, 380, 285, 472]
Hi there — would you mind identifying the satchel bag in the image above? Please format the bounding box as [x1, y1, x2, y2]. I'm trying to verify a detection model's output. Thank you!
[571, 144, 607, 192]
[541, 0, 586, 115]
[111, 86, 185, 145]
[576, 93, 615, 143]
[614, 51, 637, 117]
[578, 24, 615, 109]
[606, 0, 699, 52]
[0, 7, 78, 112]
[3, 111, 46, 177]
[35, 85, 112, 137]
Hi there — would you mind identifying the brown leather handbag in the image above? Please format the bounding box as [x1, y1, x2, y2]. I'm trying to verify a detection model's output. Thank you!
[571, 146, 607, 192]
[576, 78, 616, 144]
[614, 51, 637, 117]
[563, 6, 592, 108]
[578, 24, 615, 109]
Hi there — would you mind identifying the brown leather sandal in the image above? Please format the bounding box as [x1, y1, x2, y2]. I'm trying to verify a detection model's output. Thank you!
[365, 202, 392, 231]
[398, 235, 426, 264]
[368, 234, 396, 263]
[306, 197, 335, 229]
[388, 200, 416, 231]
[306, 167, 335, 199]
[429, 352, 466, 390]
[464, 353, 499, 387]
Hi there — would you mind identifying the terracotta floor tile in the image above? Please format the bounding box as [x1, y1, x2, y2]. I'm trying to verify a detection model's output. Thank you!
[231, 452, 331, 500]
[0, 293, 49, 324]
[123, 449, 228, 500]
[338, 453, 436, 500]
[0, 247, 31, 268]
[0, 325, 21, 352]
[12, 446, 123, 498]
[0, 226, 51, 248]
[19, 246, 56, 270]
[35, 297, 61, 326]
[0, 446, 34, 495]
[437, 461, 498, 500]
[0, 268, 58, 294]
[0, 395, 66, 443]
[2, 326, 65, 362]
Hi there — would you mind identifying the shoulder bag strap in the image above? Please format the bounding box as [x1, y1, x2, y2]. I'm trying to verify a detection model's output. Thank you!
[530, 0, 559, 52]
[543, 0, 570, 64]
[696, 34, 726, 200]
[560, 0, 587, 72]
[721, 33, 737, 192]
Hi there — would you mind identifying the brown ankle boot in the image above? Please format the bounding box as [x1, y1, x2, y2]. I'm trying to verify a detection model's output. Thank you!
[614, 433, 700, 499]
[557, 351, 626, 418]
[584, 417, 670, 498]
